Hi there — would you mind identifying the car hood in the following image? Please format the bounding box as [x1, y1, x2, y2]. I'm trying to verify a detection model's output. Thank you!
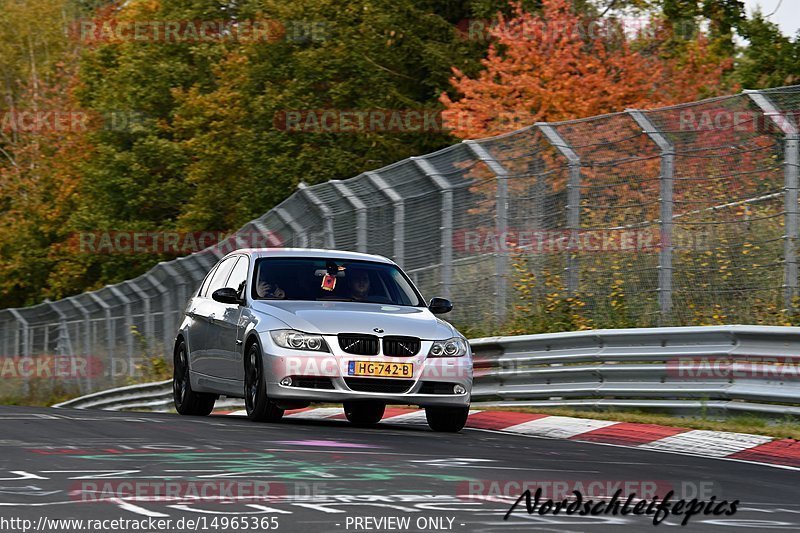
[251, 300, 456, 339]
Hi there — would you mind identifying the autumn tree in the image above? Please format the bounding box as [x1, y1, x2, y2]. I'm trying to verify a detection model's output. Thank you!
[441, 0, 731, 139]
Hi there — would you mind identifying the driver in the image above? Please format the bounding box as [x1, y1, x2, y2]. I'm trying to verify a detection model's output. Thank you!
[256, 274, 285, 299]
[347, 269, 371, 301]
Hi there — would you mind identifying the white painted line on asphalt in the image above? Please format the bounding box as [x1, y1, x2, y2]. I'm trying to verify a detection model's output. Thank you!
[503, 416, 618, 439]
[638, 430, 774, 457]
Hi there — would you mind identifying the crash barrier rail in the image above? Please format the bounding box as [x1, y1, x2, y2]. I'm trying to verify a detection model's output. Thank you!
[55, 325, 800, 416]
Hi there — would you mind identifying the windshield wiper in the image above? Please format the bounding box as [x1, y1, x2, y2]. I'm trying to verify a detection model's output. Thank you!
[316, 297, 357, 302]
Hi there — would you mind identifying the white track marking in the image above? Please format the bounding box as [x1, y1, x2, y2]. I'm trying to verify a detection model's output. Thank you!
[284, 407, 342, 419]
[638, 430, 773, 457]
[503, 416, 618, 439]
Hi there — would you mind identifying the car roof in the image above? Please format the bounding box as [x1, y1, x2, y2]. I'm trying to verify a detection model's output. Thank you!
[222, 248, 395, 265]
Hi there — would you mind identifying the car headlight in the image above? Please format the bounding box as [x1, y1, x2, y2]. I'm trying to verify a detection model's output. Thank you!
[270, 330, 329, 352]
[428, 337, 468, 357]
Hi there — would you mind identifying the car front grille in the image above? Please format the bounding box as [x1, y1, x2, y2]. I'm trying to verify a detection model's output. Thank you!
[344, 377, 413, 394]
[382, 336, 421, 357]
[338, 334, 380, 355]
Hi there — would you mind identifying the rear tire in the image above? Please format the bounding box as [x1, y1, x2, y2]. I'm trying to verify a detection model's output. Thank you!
[343, 401, 385, 427]
[426, 406, 469, 432]
[173, 340, 216, 416]
[244, 342, 284, 422]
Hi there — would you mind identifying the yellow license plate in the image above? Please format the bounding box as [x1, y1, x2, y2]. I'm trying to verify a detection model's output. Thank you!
[348, 361, 413, 378]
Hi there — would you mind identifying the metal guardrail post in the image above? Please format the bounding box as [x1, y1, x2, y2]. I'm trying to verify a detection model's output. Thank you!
[466, 141, 509, 325]
[330, 180, 368, 253]
[366, 171, 405, 267]
[108, 286, 134, 376]
[538, 123, 582, 295]
[746, 90, 800, 310]
[298, 182, 335, 249]
[275, 207, 309, 248]
[413, 157, 454, 299]
[628, 110, 675, 323]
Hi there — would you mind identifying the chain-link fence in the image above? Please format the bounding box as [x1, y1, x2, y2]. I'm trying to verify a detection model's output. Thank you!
[2, 85, 799, 399]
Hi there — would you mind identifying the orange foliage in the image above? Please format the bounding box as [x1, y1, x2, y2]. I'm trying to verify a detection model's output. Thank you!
[441, 0, 732, 139]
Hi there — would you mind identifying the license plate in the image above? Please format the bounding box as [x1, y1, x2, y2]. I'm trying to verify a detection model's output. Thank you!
[348, 361, 413, 378]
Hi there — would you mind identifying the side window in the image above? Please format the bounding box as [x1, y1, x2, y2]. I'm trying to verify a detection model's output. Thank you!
[198, 265, 218, 298]
[227, 256, 250, 299]
[206, 256, 238, 297]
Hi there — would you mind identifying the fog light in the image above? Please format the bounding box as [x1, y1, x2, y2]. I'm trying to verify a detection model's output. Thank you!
[453, 385, 466, 394]
[280, 377, 293, 387]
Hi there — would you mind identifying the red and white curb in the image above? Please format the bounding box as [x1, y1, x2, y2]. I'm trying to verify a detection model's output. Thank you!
[216, 407, 800, 470]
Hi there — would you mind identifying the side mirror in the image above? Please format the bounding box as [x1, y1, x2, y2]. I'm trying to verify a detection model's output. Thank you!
[212, 287, 241, 305]
[428, 297, 453, 315]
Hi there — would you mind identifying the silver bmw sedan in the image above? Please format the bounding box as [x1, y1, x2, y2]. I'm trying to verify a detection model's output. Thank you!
[173, 248, 473, 432]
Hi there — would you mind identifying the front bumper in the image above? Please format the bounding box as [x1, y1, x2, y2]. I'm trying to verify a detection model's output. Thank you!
[261, 334, 472, 408]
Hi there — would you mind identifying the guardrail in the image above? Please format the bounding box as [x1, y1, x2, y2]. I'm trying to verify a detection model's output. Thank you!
[54, 326, 800, 416]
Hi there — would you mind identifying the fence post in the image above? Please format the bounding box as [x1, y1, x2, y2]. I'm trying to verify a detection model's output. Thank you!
[8, 309, 29, 359]
[250, 219, 284, 247]
[366, 171, 405, 267]
[145, 271, 172, 354]
[331, 180, 368, 253]
[538, 123, 582, 295]
[413, 157, 453, 299]
[67, 297, 92, 391]
[746, 90, 800, 311]
[275, 207, 309, 248]
[125, 280, 153, 345]
[107, 286, 134, 379]
[298, 182, 335, 249]
[88, 292, 114, 375]
[628, 109, 675, 324]
[466, 140, 509, 325]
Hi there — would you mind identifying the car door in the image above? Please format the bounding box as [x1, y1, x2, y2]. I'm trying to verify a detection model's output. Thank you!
[212, 254, 249, 382]
[191, 256, 238, 377]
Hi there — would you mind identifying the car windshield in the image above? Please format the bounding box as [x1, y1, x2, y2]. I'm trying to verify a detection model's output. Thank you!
[251, 257, 424, 306]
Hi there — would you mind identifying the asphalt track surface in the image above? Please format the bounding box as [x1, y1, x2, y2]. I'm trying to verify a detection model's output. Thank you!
[0, 405, 798, 533]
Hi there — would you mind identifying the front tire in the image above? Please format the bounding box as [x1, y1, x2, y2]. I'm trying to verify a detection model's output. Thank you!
[173, 340, 216, 416]
[426, 406, 469, 432]
[343, 401, 385, 427]
[244, 342, 284, 422]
